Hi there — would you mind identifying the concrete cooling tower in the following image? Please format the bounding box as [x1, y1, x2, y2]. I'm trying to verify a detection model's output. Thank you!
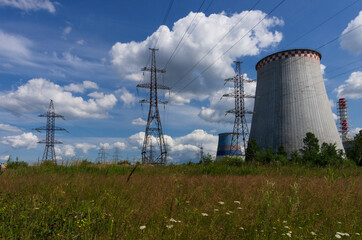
[250, 49, 343, 153]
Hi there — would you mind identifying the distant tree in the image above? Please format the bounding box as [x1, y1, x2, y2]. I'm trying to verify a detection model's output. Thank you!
[346, 130, 362, 166]
[300, 132, 320, 164]
[245, 139, 259, 162]
[290, 150, 302, 163]
[319, 142, 341, 166]
[277, 145, 288, 158]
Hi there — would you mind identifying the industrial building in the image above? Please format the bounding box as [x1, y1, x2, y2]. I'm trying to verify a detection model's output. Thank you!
[250, 49, 343, 153]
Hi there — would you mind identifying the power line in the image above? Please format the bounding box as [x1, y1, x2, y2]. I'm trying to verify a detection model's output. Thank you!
[163, 0, 208, 69]
[169, 0, 262, 90]
[281, 0, 361, 49]
[326, 58, 362, 74]
[175, 0, 287, 94]
[315, 24, 361, 50]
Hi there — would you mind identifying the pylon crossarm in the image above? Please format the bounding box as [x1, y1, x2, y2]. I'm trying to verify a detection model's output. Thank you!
[137, 83, 171, 90]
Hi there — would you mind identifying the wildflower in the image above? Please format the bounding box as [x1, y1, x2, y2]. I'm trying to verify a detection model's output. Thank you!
[170, 218, 177, 222]
[283, 220, 287, 224]
[61, 191, 65, 194]
[286, 232, 292, 237]
[315, 213, 319, 216]
[284, 226, 289, 229]
[218, 201, 224, 205]
[240, 227, 244, 230]
[34, 207, 39, 210]
[225, 212, 230, 215]
[186, 201, 190, 204]
[337, 221, 342, 224]
[237, 207, 242, 210]
[356, 233, 360, 236]
[201, 213, 208, 217]
[335, 234, 341, 239]
[214, 209, 219, 212]
[299, 227, 303, 229]
[272, 227, 276, 230]
[166, 225, 173, 229]
[228, 211, 233, 214]
[234, 201, 240, 204]
[140, 225, 146, 230]
[311, 232, 317, 236]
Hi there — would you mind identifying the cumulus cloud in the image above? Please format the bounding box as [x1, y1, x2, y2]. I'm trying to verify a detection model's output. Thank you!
[75, 143, 97, 154]
[0, 78, 117, 119]
[99, 141, 126, 151]
[76, 39, 85, 45]
[348, 127, 362, 139]
[55, 144, 76, 157]
[110, 10, 283, 101]
[0, 123, 22, 133]
[340, 11, 362, 54]
[131, 118, 147, 126]
[0, 0, 56, 13]
[64, 80, 98, 93]
[1, 132, 38, 149]
[116, 87, 137, 106]
[128, 129, 218, 163]
[0, 155, 9, 161]
[335, 71, 362, 99]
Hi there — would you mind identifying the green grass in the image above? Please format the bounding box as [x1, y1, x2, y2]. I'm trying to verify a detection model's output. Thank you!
[0, 163, 361, 239]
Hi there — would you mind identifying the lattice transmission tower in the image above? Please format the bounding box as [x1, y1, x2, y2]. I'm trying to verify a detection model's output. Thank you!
[34, 100, 68, 163]
[223, 61, 254, 156]
[137, 48, 170, 165]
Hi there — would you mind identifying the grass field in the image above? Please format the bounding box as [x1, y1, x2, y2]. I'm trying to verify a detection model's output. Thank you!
[0, 163, 361, 239]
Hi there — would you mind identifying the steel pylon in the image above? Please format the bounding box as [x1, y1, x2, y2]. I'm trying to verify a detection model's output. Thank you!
[34, 100, 68, 163]
[223, 61, 254, 156]
[137, 48, 170, 165]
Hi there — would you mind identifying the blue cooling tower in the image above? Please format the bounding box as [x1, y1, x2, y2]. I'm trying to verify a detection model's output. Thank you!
[216, 133, 242, 160]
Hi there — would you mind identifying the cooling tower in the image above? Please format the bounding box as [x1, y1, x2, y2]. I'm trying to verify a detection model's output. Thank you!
[250, 49, 343, 153]
[216, 133, 242, 160]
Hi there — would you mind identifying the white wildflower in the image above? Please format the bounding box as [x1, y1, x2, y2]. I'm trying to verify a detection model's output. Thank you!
[237, 207, 242, 210]
[299, 227, 303, 229]
[239, 227, 244, 230]
[311, 232, 317, 236]
[169, 218, 177, 222]
[356, 233, 360, 236]
[283, 220, 287, 224]
[214, 209, 219, 212]
[286, 232, 292, 237]
[337, 221, 342, 224]
[335, 234, 342, 239]
[201, 213, 208, 217]
[218, 201, 224, 205]
[166, 224, 173, 229]
[140, 225, 146, 230]
[284, 226, 289, 229]
[234, 201, 240, 204]
[226, 212, 230, 215]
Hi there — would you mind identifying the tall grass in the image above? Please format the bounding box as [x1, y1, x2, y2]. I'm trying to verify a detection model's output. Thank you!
[0, 163, 361, 239]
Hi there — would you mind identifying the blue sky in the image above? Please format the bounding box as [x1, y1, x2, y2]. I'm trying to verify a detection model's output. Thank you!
[0, 0, 361, 164]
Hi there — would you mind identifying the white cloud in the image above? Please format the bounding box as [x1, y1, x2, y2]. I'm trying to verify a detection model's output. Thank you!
[110, 10, 283, 101]
[127, 129, 218, 163]
[320, 64, 326, 75]
[0, 0, 56, 13]
[76, 39, 85, 45]
[55, 144, 75, 157]
[0, 78, 117, 119]
[75, 143, 97, 154]
[0, 155, 9, 161]
[64, 80, 99, 93]
[0, 123, 21, 133]
[62, 26, 72, 39]
[0, 29, 31, 60]
[99, 142, 126, 151]
[116, 87, 137, 106]
[1, 132, 38, 149]
[335, 71, 362, 99]
[132, 118, 147, 126]
[348, 127, 362, 139]
[340, 11, 362, 54]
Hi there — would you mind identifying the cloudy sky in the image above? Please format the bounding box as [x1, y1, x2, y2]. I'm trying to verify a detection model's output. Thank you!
[0, 0, 361, 163]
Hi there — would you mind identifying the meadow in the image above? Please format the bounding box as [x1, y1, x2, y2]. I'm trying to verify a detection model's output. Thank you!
[0, 162, 361, 239]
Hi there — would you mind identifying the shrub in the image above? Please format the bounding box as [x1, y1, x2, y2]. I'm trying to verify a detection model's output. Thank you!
[6, 156, 28, 169]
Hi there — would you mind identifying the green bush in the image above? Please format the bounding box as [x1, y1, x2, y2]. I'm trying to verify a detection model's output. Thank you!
[6, 156, 28, 169]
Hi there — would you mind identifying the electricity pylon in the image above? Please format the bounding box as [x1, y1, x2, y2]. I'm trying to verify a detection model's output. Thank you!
[34, 100, 68, 163]
[223, 61, 254, 156]
[137, 48, 170, 165]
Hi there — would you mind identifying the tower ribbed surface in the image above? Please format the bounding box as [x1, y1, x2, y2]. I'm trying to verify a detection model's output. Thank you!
[250, 49, 343, 153]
